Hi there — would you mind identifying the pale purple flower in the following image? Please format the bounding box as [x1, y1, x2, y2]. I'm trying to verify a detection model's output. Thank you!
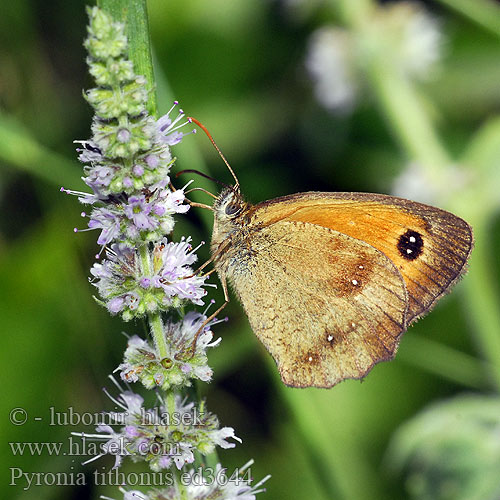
[124, 425, 140, 438]
[60, 186, 103, 205]
[119, 391, 144, 416]
[132, 164, 144, 176]
[155, 238, 207, 305]
[118, 309, 223, 390]
[88, 207, 122, 245]
[158, 456, 172, 469]
[75, 140, 103, 163]
[211, 427, 242, 449]
[157, 101, 195, 146]
[70, 185, 189, 248]
[90, 239, 208, 320]
[117, 128, 131, 143]
[173, 443, 196, 470]
[154, 189, 190, 216]
[108, 296, 125, 314]
[123, 195, 157, 230]
[114, 461, 270, 499]
[144, 154, 158, 168]
[84, 164, 115, 190]
[183, 461, 270, 499]
[95, 425, 126, 469]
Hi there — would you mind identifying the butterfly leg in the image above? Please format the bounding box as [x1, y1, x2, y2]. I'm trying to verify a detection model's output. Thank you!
[186, 199, 213, 211]
[178, 238, 231, 280]
[177, 275, 230, 360]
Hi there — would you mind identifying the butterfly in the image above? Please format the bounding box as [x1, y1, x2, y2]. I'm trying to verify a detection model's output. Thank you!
[185, 118, 473, 388]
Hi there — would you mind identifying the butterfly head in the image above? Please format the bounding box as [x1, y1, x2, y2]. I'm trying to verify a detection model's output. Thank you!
[213, 185, 247, 221]
[211, 186, 250, 249]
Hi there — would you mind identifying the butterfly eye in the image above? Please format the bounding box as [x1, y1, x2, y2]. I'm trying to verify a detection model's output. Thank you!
[225, 203, 240, 216]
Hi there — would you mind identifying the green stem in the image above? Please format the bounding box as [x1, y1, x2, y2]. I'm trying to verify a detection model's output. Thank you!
[436, 0, 500, 39]
[460, 216, 500, 390]
[166, 390, 176, 416]
[366, 62, 452, 177]
[166, 391, 189, 498]
[338, 0, 452, 176]
[138, 245, 169, 358]
[149, 312, 168, 358]
[397, 335, 489, 390]
[172, 468, 189, 500]
[97, 0, 157, 116]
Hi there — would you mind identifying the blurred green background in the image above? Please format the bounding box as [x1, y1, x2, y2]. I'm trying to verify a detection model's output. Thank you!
[2, 0, 500, 499]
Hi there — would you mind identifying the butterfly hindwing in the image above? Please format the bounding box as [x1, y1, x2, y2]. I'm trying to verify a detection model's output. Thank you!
[223, 220, 408, 388]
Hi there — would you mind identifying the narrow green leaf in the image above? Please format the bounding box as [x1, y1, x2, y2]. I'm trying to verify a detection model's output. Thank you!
[0, 112, 81, 188]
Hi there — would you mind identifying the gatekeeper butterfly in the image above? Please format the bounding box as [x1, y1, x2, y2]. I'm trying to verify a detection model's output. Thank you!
[185, 118, 473, 388]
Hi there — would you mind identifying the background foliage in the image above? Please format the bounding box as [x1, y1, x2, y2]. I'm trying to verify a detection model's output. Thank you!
[1, 0, 500, 499]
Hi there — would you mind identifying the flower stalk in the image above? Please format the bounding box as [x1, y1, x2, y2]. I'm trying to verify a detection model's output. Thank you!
[65, 5, 268, 498]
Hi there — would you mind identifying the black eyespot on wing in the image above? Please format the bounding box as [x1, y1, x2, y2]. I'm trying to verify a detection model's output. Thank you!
[397, 230, 424, 260]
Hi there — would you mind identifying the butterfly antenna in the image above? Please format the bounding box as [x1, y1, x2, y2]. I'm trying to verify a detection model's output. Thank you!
[187, 116, 240, 189]
[176, 169, 231, 189]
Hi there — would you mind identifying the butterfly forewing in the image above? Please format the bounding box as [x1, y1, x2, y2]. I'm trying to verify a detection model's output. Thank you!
[251, 192, 473, 324]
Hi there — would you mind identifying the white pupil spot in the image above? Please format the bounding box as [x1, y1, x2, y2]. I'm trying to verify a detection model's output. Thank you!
[409, 236, 416, 243]
[358, 265, 364, 269]
[352, 279, 358, 285]
[327, 334, 333, 341]
[351, 322, 356, 328]
[407, 249, 413, 254]
[308, 356, 313, 362]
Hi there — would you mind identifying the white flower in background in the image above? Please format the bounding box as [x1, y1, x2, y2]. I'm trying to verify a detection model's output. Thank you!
[379, 2, 442, 80]
[306, 27, 358, 113]
[392, 161, 471, 205]
[306, 2, 442, 113]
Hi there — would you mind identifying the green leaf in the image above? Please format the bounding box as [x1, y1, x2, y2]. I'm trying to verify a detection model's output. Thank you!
[0, 112, 81, 188]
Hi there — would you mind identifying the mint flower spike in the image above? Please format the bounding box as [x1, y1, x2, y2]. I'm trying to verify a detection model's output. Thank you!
[74, 379, 241, 473]
[68, 7, 270, 497]
[72, 102, 194, 203]
[90, 238, 208, 320]
[64, 178, 191, 249]
[118, 307, 227, 391]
